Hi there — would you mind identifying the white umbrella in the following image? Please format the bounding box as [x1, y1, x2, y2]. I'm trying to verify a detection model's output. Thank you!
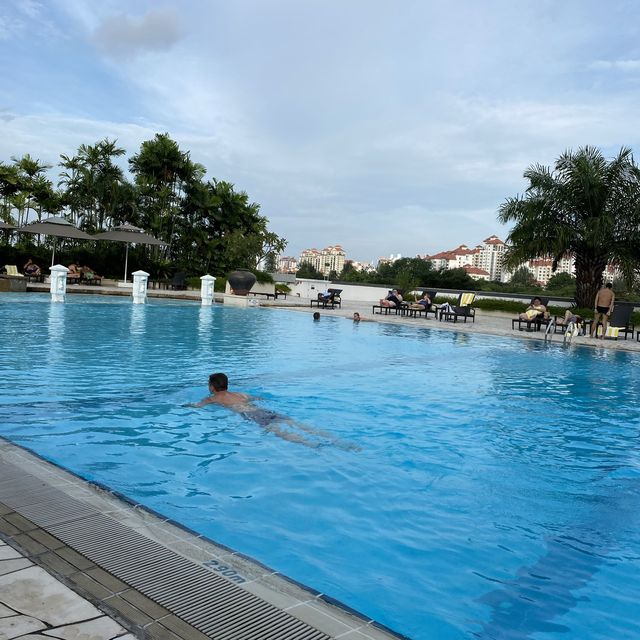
[93, 224, 167, 283]
[17, 216, 93, 265]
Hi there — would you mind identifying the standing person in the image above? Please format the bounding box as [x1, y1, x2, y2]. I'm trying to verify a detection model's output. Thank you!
[590, 283, 615, 339]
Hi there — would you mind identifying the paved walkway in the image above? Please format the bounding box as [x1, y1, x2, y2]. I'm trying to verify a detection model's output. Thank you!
[0, 541, 132, 640]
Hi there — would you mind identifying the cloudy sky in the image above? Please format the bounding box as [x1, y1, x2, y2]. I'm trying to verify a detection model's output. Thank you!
[2, 1, 640, 261]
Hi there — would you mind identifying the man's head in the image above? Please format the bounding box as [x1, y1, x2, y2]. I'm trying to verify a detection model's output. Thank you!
[606, 282, 613, 289]
[353, 312, 361, 322]
[209, 372, 228, 392]
[313, 312, 320, 320]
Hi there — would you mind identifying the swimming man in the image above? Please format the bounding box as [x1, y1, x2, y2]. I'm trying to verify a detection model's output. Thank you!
[190, 373, 358, 450]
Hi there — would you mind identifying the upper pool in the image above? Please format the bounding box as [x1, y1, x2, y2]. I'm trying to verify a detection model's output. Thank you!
[1, 294, 639, 640]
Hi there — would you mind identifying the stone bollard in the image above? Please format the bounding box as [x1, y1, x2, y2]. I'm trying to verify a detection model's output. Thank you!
[200, 274, 216, 306]
[49, 264, 69, 303]
[132, 270, 150, 304]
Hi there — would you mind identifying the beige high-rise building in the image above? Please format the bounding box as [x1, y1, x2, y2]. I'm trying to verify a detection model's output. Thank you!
[299, 245, 346, 275]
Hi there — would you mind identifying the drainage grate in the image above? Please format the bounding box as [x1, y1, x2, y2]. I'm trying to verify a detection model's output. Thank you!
[0, 463, 331, 640]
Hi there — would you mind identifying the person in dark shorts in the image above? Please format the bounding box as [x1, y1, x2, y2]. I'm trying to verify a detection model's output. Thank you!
[591, 283, 615, 338]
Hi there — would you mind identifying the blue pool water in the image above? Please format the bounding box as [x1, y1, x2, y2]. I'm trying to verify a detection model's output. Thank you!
[1, 294, 639, 639]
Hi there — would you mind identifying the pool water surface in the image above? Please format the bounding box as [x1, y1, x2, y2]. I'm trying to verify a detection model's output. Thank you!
[1, 294, 639, 640]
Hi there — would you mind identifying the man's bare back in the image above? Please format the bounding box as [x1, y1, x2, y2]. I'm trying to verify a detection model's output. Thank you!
[595, 286, 615, 309]
[195, 389, 250, 408]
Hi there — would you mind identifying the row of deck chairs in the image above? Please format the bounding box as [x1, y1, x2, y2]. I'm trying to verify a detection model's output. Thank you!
[372, 291, 477, 323]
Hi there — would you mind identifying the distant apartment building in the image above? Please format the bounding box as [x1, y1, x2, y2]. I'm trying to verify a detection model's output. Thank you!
[502, 254, 575, 285]
[475, 235, 507, 281]
[299, 245, 346, 275]
[277, 256, 298, 273]
[425, 236, 506, 281]
[463, 265, 491, 281]
[350, 260, 376, 272]
[377, 253, 402, 268]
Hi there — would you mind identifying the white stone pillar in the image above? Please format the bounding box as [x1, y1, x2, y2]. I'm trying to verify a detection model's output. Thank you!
[132, 270, 150, 304]
[200, 274, 216, 306]
[49, 264, 69, 303]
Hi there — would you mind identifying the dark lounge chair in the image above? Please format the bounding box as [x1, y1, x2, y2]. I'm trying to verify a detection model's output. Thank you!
[439, 292, 476, 323]
[170, 271, 187, 290]
[589, 304, 634, 339]
[512, 297, 551, 332]
[310, 288, 342, 309]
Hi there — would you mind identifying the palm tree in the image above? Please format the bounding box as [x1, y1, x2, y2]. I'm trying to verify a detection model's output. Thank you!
[498, 146, 640, 308]
[10, 154, 51, 225]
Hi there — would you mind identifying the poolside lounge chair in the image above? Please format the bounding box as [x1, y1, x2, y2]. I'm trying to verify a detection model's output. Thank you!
[590, 304, 634, 340]
[439, 292, 476, 323]
[170, 271, 187, 290]
[3, 265, 23, 277]
[511, 297, 551, 332]
[311, 288, 342, 309]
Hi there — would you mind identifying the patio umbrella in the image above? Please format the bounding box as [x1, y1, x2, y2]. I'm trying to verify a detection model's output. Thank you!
[0, 222, 16, 230]
[17, 216, 93, 266]
[93, 224, 167, 283]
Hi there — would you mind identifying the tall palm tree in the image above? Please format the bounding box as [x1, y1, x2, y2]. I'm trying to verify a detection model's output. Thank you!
[10, 154, 51, 225]
[498, 146, 640, 308]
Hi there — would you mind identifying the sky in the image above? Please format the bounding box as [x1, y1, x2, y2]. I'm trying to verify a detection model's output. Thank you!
[2, 1, 640, 262]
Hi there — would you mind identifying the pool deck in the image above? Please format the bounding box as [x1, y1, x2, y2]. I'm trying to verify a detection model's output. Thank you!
[4, 285, 639, 640]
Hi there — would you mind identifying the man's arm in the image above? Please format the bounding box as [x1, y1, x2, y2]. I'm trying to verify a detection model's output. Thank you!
[184, 396, 216, 408]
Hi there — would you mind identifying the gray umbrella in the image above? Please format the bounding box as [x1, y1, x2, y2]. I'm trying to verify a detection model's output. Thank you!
[0, 221, 16, 230]
[18, 216, 93, 265]
[93, 224, 167, 283]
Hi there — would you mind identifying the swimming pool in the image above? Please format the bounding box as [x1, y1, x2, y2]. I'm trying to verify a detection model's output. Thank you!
[1, 294, 639, 639]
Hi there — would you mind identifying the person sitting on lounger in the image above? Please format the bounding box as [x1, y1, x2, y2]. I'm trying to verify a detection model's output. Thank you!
[410, 292, 432, 311]
[23, 259, 41, 277]
[380, 289, 403, 308]
[81, 265, 101, 282]
[519, 298, 548, 321]
[67, 263, 81, 282]
[557, 310, 583, 335]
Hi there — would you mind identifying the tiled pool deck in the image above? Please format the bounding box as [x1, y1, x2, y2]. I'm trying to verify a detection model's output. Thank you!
[4, 288, 639, 640]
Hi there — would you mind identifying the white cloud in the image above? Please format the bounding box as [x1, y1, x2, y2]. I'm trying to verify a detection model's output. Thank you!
[93, 8, 182, 60]
[591, 59, 640, 71]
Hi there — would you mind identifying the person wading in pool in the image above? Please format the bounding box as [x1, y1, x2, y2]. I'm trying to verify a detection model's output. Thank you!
[190, 373, 358, 450]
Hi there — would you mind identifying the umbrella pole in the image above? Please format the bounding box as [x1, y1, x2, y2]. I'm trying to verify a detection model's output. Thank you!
[124, 244, 129, 283]
[51, 238, 57, 267]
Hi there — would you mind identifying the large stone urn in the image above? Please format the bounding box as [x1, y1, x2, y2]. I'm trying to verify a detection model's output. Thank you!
[227, 269, 256, 295]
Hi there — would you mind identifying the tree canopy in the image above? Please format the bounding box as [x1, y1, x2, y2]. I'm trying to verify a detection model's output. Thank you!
[1, 134, 286, 278]
[498, 146, 640, 307]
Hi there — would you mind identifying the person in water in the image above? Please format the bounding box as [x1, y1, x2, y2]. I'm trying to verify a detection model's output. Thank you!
[190, 373, 358, 450]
